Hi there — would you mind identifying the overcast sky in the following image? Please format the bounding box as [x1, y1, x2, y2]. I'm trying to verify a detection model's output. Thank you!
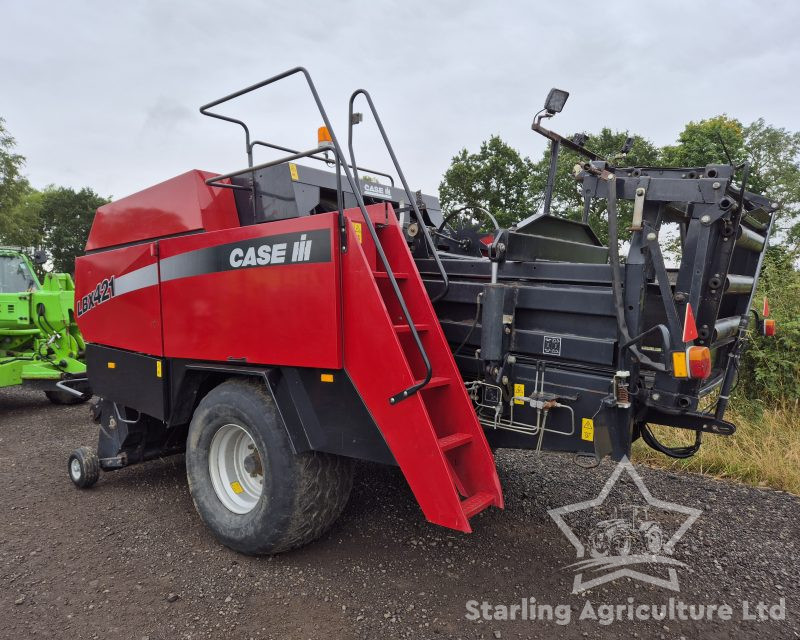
[2, 1, 799, 201]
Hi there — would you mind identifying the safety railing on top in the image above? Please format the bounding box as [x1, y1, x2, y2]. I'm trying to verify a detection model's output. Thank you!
[198, 67, 432, 405]
[347, 89, 449, 303]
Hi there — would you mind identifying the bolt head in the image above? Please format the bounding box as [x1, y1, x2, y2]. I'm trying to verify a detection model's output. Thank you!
[701, 215, 711, 223]
[652, 393, 660, 401]
[646, 232, 657, 241]
[636, 187, 645, 196]
[712, 181, 721, 189]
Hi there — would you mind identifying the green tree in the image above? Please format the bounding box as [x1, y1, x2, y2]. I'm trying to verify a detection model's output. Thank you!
[662, 115, 800, 247]
[2, 187, 44, 248]
[39, 187, 109, 273]
[742, 119, 800, 245]
[530, 128, 660, 243]
[438, 135, 536, 228]
[0, 117, 31, 243]
[660, 115, 745, 167]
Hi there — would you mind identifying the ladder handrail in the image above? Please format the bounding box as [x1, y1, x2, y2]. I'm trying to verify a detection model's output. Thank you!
[199, 67, 432, 404]
[347, 89, 450, 303]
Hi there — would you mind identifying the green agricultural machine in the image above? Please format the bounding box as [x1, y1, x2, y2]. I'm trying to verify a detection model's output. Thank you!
[0, 247, 90, 403]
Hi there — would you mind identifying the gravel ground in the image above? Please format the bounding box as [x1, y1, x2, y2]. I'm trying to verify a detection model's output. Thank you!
[1, 385, 798, 639]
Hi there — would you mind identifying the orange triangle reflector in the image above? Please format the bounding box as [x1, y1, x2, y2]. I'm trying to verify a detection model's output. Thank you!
[763, 297, 770, 318]
[683, 303, 698, 342]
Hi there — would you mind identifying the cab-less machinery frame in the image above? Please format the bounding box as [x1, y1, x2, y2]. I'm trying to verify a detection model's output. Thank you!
[67, 69, 777, 554]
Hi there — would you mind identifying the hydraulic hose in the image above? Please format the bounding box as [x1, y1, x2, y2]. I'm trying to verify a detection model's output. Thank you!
[640, 423, 702, 459]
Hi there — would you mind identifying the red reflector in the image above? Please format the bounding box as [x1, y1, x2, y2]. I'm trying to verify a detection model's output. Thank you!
[682, 304, 698, 342]
[687, 346, 711, 379]
[763, 318, 776, 337]
[763, 297, 770, 318]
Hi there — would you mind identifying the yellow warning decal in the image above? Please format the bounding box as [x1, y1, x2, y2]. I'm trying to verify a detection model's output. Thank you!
[230, 481, 244, 495]
[320, 373, 334, 383]
[107, 361, 116, 369]
[288, 163, 299, 181]
[513, 383, 525, 405]
[156, 360, 162, 378]
[353, 221, 363, 244]
[581, 418, 594, 441]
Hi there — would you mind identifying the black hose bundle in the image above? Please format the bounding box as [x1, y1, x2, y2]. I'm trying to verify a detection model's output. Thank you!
[640, 423, 702, 459]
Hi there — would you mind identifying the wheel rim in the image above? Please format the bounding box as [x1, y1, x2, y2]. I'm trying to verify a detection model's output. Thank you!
[208, 423, 264, 514]
[70, 458, 82, 481]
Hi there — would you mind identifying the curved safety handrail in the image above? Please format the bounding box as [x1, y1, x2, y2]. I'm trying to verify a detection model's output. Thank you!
[199, 67, 432, 404]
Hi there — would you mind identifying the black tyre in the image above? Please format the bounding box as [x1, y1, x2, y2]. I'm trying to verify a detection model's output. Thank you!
[45, 388, 92, 405]
[68, 446, 100, 488]
[186, 378, 353, 555]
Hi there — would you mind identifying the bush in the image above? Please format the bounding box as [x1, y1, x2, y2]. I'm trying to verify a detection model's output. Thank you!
[736, 245, 800, 404]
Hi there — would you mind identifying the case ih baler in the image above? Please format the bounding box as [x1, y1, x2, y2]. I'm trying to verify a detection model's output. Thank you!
[68, 69, 777, 554]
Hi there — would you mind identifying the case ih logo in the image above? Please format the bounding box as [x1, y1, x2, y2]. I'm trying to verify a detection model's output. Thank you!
[548, 457, 702, 593]
[363, 182, 392, 199]
[229, 233, 316, 267]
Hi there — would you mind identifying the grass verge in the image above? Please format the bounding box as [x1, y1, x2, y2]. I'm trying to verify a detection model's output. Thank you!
[632, 402, 800, 495]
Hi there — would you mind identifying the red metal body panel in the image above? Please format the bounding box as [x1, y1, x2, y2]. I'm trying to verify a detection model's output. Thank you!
[85, 170, 238, 251]
[76, 179, 501, 532]
[75, 244, 163, 356]
[158, 213, 342, 368]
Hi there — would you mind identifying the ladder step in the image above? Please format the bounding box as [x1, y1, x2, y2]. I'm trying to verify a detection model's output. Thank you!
[416, 376, 450, 390]
[373, 271, 408, 280]
[461, 492, 495, 519]
[393, 323, 431, 334]
[438, 432, 473, 452]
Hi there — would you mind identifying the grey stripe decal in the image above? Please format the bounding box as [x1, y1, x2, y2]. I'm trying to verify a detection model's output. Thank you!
[114, 263, 159, 296]
[160, 228, 331, 283]
[100, 228, 332, 299]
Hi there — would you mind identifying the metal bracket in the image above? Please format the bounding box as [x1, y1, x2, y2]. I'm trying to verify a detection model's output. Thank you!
[643, 407, 736, 435]
[630, 177, 650, 231]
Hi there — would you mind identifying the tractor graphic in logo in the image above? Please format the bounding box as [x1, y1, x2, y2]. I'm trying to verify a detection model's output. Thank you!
[590, 504, 664, 558]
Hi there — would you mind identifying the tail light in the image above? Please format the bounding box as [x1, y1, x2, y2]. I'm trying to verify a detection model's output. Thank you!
[762, 318, 776, 337]
[672, 346, 712, 380]
[687, 346, 711, 379]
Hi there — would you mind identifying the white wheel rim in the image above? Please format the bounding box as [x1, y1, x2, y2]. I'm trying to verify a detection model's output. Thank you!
[208, 423, 264, 514]
[70, 458, 82, 481]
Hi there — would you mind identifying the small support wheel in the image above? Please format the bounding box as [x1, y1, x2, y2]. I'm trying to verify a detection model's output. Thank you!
[68, 446, 100, 488]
